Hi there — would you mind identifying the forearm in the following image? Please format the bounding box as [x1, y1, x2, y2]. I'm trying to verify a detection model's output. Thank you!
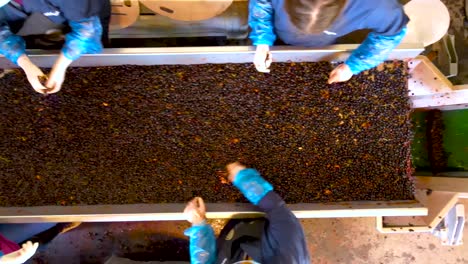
[233, 171, 309, 262]
[233, 168, 273, 206]
[345, 26, 407, 74]
[231, 169, 300, 235]
[258, 191, 300, 233]
[0, 255, 19, 264]
[17, 54, 34, 70]
[52, 53, 73, 71]
[17, 53, 71, 72]
[0, 24, 26, 65]
[184, 222, 216, 264]
[62, 16, 103, 61]
[248, 0, 276, 46]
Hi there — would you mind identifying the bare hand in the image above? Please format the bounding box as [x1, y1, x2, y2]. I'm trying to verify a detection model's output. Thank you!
[183, 197, 206, 225]
[254, 44, 272, 73]
[46, 67, 66, 94]
[0, 241, 39, 264]
[328, 64, 353, 84]
[45, 53, 73, 94]
[226, 162, 246, 182]
[17, 55, 48, 94]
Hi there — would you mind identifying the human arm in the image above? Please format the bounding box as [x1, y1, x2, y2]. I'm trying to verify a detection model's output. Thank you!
[0, 22, 26, 65]
[46, 16, 103, 93]
[227, 163, 273, 205]
[0, 241, 38, 264]
[226, 162, 310, 263]
[0, 22, 48, 93]
[329, 2, 409, 84]
[183, 197, 216, 264]
[249, 0, 275, 72]
[329, 28, 407, 84]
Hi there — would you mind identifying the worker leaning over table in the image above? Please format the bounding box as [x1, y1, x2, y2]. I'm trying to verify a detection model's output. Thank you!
[249, 0, 409, 83]
[184, 162, 310, 264]
[0, 0, 110, 94]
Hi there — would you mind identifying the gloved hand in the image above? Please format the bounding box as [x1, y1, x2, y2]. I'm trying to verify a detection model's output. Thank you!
[0, 241, 39, 264]
[46, 53, 73, 94]
[184, 197, 207, 226]
[226, 162, 273, 205]
[328, 63, 354, 84]
[254, 44, 272, 73]
[17, 55, 48, 94]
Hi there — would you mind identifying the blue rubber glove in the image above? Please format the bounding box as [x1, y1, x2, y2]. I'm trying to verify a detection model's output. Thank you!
[184, 222, 216, 264]
[248, 0, 276, 46]
[233, 168, 273, 205]
[0, 22, 26, 65]
[345, 27, 408, 75]
[62, 16, 103, 61]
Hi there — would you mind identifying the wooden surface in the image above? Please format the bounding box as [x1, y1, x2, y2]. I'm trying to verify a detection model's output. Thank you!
[378, 176, 468, 233]
[409, 56, 468, 110]
[403, 0, 450, 46]
[416, 176, 468, 196]
[110, 0, 140, 30]
[140, 0, 233, 21]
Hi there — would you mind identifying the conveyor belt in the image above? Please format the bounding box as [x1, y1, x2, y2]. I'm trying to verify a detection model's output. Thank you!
[1, 44, 460, 223]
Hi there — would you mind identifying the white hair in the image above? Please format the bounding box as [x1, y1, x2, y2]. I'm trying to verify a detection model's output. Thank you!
[0, 0, 11, 8]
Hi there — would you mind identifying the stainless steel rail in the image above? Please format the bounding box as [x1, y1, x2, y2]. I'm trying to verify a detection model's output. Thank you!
[0, 44, 424, 68]
[0, 201, 427, 223]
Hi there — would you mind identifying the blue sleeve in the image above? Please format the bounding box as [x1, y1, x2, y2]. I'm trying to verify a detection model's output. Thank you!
[184, 222, 216, 264]
[248, 0, 276, 46]
[345, 27, 407, 74]
[62, 16, 103, 61]
[233, 169, 310, 262]
[0, 22, 26, 65]
[258, 192, 310, 263]
[233, 168, 273, 205]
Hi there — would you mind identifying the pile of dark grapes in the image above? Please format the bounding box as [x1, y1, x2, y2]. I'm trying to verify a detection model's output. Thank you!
[0, 61, 414, 206]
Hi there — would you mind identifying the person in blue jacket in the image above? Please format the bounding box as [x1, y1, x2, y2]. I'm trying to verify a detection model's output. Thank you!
[250, 0, 409, 84]
[0, 0, 110, 94]
[183, 162, 310, 264]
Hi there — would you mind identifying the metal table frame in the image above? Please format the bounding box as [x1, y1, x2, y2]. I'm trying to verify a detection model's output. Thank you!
[1, 44, 467, 222]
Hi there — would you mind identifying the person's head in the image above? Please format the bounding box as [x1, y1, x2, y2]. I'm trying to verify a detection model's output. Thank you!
[0, 0, 11, 8]
[284, 0, 347, 34]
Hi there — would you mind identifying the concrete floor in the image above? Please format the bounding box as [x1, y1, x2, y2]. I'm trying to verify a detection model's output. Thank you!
[301, 216, 468, 264]
[29, 200, 468, 263]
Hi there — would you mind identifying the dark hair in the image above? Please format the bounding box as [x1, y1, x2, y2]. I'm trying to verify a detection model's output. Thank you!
[284, 0, 347, 34]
